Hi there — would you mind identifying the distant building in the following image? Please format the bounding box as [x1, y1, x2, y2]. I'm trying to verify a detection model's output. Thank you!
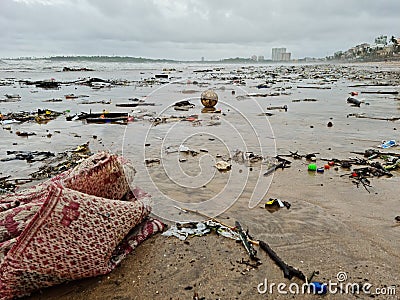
[329, 35, 398, 61]
[272, 48, 291, 61]
[258, 55, 264, 61]
[281, 52, 291, 61]
[352, 43, 370, 57]
[272, 48, 286, 61]
[251, 55, 258, 61]
[201, 56, 205, 62]
[375, 35, 387, 46]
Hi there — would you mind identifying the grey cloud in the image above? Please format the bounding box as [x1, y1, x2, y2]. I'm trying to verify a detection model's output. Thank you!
[0, 0, 399, 59]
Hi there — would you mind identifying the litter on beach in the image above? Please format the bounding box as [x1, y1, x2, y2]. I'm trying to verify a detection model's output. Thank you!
[162, 220, 239, 241]
[1, 57, 400, 299]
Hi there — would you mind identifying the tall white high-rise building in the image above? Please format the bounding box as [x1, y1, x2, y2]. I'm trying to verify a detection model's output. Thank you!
[271, 48, 291, 61]
[272, 48, 286, 61]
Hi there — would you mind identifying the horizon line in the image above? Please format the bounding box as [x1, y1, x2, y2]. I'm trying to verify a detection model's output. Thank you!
[1, 54, 324, 62]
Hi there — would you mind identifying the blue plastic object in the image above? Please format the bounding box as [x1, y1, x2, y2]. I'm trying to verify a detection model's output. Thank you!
[309, 282, 327, 294]
[381, 140, 396, 149]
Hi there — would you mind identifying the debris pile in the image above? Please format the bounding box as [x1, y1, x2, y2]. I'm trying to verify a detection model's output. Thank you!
[163, 210, 311, 289]
[173, 100, 195, 111]
[0, 143, 91, 193]
[0, 109, 63, 124]
[19, 79, 60, 89]
[62, 67, 94, 72]
[0, 94, 21, 102]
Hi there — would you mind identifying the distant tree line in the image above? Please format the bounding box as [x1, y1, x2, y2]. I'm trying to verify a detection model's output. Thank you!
[48, 56, 177, 63]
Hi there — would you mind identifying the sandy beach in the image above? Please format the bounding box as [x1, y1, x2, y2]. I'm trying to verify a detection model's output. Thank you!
[28, 163, 400, 299]
[1, 60, 399, 299]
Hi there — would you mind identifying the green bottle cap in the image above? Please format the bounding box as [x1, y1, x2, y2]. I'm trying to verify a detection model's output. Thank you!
[308, 163, 317, 171]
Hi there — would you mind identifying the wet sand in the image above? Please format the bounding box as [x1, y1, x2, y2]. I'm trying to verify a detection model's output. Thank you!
[27, 162, 400, 299]
[1, 60, 399, 299]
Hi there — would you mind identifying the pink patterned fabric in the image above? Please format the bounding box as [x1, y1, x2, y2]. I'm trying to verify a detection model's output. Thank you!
[111, 218, 165, 267]
[0, 239, 16, 262]
[0, 203, 42, 242]
[61, 152, 135, 200]
[0, 152, 165, 300]
[0, 185, 47, 212]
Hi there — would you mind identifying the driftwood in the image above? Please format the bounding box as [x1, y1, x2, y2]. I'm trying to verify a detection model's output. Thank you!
[266, 105, 288, 111]
[351, 176, 372, 193]
[263, 156, 291, 176]
[292, 98, 318, 102]
[0, 98, 20, 103]
[136, 103, 156, 106]
[278, 152, 319, 160]
[350, 150, 400, 158]
[347, 113, 400, 121]
[235, 221, 258, 260]
[247, 92, 280, 97]
[275, 156, 292, 165]
[19, 80, 60, 89]
[115, 103, 138, 107]
[361, 90, 399, 95]
[80, 100, 111, 105]
[258, 240, 306, 281]
[348, 83, 391, 87]
[353, 164, 392, 178]
[297, 86, 331, 89]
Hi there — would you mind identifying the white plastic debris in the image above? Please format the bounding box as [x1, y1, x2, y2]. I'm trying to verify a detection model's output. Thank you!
[162, 221, 239, 241]
[179, 145, 190, 152]
[162, 222, 210, 240]
[215, 161, 231, 171]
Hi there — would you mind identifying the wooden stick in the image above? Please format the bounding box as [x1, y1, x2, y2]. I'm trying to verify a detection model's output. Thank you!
[236, 221, 258, 260]
[259, 240, 306, 281]
[361, 91, 399, 95]
[174, 206, 234, 229]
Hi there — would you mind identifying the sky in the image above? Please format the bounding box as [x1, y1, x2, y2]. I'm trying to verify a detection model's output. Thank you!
[0, 0, 399, 60]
